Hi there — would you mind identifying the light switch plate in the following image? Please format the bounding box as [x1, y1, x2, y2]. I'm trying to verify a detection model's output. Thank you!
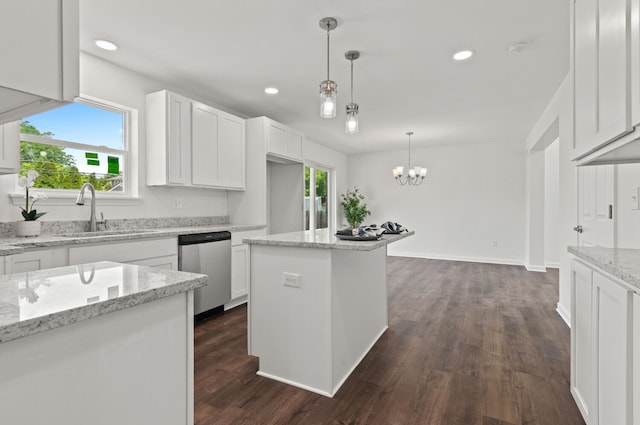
[283, 272, 301, 288]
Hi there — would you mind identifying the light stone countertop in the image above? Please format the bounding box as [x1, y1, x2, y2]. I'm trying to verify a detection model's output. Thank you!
[568, 246, 640, 291]
[0, 223, 265, 257]
[0, 261, 208, 344]
[244, 228, 414, 251]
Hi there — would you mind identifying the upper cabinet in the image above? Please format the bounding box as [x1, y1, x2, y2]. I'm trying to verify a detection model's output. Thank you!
[0, 0, 79, 125]
[266, 119, 303, 162]
[146, 90, 245, 190]
[573, 0, 640, 164]
[0, 121, 20, 174]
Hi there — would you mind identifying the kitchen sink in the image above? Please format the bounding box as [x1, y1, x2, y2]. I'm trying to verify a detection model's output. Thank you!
[57, 229, 159, 237]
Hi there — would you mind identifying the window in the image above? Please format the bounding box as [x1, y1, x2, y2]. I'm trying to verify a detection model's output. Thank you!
[19, 98, 129, 193]
[305, 165, 331, 231]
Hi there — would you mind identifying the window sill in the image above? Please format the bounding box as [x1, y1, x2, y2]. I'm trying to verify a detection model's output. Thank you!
[9, 191, 143, 207]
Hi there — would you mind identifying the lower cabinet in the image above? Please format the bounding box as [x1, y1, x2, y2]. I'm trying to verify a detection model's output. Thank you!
[571, 258, 635, 425]
[69, 238, 177, 270]
[5, 248, 67, 274]
[227, 229, 265, 309]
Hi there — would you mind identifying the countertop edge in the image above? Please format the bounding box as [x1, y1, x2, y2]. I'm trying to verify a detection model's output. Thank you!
[244, 230, 415, 251]
[568, 246, 640, 291]
[0, 268, 208, 344]
[0, 224, 266, 256]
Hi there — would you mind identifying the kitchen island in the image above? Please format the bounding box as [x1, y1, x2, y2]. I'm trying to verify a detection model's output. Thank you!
[0, 261, 207, 425]
[244, 228, 414, 397]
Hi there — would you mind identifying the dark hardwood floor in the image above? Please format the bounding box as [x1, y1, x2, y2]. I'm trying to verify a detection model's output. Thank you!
[194, 257, 585, 425]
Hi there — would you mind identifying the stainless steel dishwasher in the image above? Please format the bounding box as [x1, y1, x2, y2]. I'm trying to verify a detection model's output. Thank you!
[178, 231, 231, 317]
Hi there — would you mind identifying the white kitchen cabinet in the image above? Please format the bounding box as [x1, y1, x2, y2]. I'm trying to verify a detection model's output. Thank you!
[571, 258, 636, 425]
[146, 90, 192, 186]
[231, 244, 249, 300]
[573, 0, 632, 160]
[191, 101, 245, 190]
[634, 293, 640, 425]
[267, 118, 303, 161]
[0, 121, 20, 174]
[146, 90, 245, 190]
[571, 259, 595, 422]
[0, 0, 79, 125]
[5, 248, 68, 274]
[68, 237, 178, 270]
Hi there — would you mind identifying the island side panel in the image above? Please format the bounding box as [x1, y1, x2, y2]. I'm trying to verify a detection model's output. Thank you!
[331, 246, 388, 393]
[0, 292, 191, 425]
[249, 244, 333, 396]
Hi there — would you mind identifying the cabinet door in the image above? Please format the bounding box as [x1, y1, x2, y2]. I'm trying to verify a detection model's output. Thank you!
[633, 293, 640, 425]
[131, 255, 178, 271]
[231, 244, 249, 299]
[267, 121, 288, 157]
[6, 250, 53, 274]
[571, 259, 595, 422]
[632, 0, 640, 126]
[191, 102, 219, 186]
[286, 129, 303, 161]
[594, 272, 633, 425]
[167, 92, 192, 185]
[574, 0, 598, 155]
[0, 121, 20, 174]
[598, 0, 631, 143]
[217, 113, 245, 189]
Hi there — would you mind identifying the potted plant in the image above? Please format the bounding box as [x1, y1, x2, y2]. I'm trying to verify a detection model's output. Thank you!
[340, 187, 371, 234]
[16, 170, 47, 237]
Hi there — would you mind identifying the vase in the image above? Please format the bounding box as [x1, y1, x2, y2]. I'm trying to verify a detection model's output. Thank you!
[16, 221, 41, 237]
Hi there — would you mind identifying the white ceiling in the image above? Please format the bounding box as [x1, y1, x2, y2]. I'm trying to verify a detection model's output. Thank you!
[80, 0, 569, 155]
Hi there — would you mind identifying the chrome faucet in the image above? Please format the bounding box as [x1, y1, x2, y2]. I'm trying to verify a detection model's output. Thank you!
[76, 183, 97, 232]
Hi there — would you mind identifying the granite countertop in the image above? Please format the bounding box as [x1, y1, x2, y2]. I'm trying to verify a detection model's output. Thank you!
[0, 261, 207, 344]
[0, 223, 265, 256]
[244, 228, 414, 251]
[568, 246, 640, 291]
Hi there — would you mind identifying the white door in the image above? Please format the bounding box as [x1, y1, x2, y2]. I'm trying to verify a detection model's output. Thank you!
[577, 165, 615, 247]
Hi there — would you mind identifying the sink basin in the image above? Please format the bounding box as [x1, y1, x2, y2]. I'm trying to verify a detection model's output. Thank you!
[58, 229, 158, 237]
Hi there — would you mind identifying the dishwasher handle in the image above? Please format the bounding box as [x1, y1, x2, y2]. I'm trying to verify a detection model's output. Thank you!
[178, 231, 231, 245]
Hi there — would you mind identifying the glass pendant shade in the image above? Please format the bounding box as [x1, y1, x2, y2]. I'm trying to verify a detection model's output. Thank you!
[320, 80, 337, 118]
[346, 102, 359, 134]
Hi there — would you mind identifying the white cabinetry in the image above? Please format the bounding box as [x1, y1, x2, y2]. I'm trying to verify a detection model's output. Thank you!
[5, 248, 68, 274]
[634, 293, 640, 425]
[266, 118, 303, 161]
[146, 90, 245, 190]
[571, 258, 635, 425]
[0, 121, 20, 174]
[0, 0, 79, 125]
[226, 229, 266, 309]
[68, 238, 178, 270]
[191, 101, 245, 189]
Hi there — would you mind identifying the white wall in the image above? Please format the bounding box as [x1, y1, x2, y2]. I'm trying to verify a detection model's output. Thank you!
[347, 140, 526, 265]
[545, 139, 560, 267]
[616, 163, 640, 248]
[1, 52, 230, 223]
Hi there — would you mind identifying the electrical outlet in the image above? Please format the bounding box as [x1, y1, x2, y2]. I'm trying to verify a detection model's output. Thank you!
[173, 198, 183, 209]
[283, 272, 301, 288]
[491, 240, 498, 247]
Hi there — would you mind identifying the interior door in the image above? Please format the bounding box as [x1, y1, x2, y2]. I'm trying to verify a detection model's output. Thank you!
[577, 165, 615, 247]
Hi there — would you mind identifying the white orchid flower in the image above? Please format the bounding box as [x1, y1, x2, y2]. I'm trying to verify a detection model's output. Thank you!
[17, 176, 28, 188]
[26, 170, 39, 187]
[31, 191, 48, 201]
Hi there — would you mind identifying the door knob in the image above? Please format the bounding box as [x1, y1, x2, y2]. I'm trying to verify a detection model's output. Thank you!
[573, 225, 583, 233]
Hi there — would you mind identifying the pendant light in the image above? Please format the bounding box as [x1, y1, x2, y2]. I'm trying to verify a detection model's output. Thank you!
[393, 132, 427, 186]
[345, 50, 360, 134]
[319, 17, 338, 118]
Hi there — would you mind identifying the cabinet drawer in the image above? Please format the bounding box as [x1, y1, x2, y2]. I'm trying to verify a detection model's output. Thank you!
[69, 237, 177, 265]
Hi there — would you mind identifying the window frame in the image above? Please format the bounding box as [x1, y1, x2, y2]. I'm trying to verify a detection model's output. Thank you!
[14, 95, 138, 203]
[304, 163, 334, 232]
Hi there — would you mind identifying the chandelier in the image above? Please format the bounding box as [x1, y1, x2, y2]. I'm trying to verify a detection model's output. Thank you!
[392, 132, 427, 186]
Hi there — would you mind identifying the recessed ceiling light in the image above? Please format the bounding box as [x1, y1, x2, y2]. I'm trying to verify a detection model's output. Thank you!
[95, 39, 119, 51]
[453, 50, 474, 61]
[264, 87, 279, 95]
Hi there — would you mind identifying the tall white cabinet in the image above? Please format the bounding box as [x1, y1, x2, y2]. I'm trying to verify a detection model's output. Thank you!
[146, 90, 245, 190]
[0, 0, 79, 125]
[0, 121, 20, 174]
[571, 258, 636, 425]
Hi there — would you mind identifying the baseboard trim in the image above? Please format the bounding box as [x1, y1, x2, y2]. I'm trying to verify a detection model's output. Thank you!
[224, 295, 247, 311]
[387, 251, 524, 267]
[556, 302, 571, 328]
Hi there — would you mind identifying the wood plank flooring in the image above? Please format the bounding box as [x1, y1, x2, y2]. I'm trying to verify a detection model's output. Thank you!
[194, 257, 585, 425]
